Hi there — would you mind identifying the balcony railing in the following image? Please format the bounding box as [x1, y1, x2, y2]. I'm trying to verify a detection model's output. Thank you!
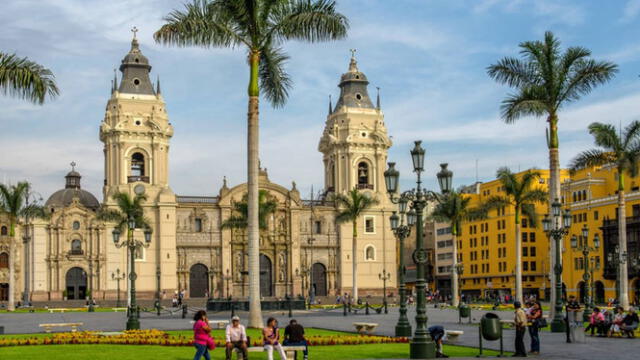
[128, 176, 149, 183]
[69, 249, 84, 256]
[356, 183, 374, 190]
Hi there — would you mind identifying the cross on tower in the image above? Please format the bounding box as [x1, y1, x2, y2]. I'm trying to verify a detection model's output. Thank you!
[350, 48, 356, 59]
[131, 26, 138, 39]
[70, 161, 76, 171]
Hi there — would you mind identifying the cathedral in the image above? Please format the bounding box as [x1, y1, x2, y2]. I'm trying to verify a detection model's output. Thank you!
[0, 34, 397, 304]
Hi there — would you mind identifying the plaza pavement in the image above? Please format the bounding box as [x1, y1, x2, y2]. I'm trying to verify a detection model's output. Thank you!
[0, 305, 637, 360]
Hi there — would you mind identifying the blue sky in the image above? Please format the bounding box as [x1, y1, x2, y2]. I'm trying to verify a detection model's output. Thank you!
[2, 0, 640, 200]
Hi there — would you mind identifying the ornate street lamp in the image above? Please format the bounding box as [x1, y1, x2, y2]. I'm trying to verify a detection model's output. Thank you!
[607, 245, 628, 300]
[571, 225, 599, 321]
[111, 269, 126, 308]
[379, 269, 391, 314]
[112, 217, 152, 330]
[385, 140, 447, 358]
[542, 200, 572, 333]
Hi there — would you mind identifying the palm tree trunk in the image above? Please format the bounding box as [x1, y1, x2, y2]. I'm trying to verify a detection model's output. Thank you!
[7, 222, 16, 311]
[451, 225, 459, 307]
[247, 51, 263, 329]
[352, 220, 358, 303]
[515, 208, 523, 303]
[548, 115, 561, 319]
[617, 172, 630, 309]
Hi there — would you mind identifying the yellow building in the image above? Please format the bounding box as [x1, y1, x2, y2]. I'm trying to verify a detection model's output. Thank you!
[455, 169, 570, 301]
[562, 164, 640, 304]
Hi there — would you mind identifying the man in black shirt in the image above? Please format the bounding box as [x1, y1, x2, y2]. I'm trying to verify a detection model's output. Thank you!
[283, 319, 308, 360]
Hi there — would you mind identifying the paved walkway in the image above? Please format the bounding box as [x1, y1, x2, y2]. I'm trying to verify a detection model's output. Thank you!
[0, 305, 636, 359]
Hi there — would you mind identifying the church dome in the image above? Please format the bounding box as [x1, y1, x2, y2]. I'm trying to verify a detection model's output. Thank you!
[333, 51, 375, 111]
[117, 28, 156, 96]
[45, 164, 100, 211]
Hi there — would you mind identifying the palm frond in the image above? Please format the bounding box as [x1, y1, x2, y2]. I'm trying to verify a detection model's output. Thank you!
[486, 57, 539, 88]
[259, 46, 291, 107]
[560, 59, 618, 104]
[333, 188, 378, 224]
[521, 203, 539, 228]
[268, 0, 348, 44]
[0, 52, 59, 105]
[569, 149, 611, 171]
[500, 86, 547, 123]
[622, 120, 640, 149]
[588, 122, 620, 151]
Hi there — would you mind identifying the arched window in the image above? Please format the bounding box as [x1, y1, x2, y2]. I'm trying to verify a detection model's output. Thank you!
[364, 245, 376, 261]
[71, 239, 82, 255]
[358, 162, 370, 189]
[0, 226, 7, 236]
[72, 221, 80, 230]
[195, 218, 203, 232]
[0, 252, 8, 269]
[131, 152, 145, 177]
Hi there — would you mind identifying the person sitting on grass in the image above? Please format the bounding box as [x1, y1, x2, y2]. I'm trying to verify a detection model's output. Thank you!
[283, 319, 309, 360]
[428, 325, 449, 358]
[585, 307, 605, 336]
[620, 307, 639, 338]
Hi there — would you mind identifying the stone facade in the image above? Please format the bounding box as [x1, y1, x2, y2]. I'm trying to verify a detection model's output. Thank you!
[0, 37, 397, 305]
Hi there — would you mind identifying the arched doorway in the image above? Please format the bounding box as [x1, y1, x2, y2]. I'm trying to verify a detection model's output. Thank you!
[312, 263, 327, 296]
[65, 267, 87, 300]
[260, 254, 273, 297]
[189, 264, 209, 298]
[0, 283, 8, 301]
[595, 281, 605, 304]
[578, 281, 586, 303]
[633, 279, 640, 305]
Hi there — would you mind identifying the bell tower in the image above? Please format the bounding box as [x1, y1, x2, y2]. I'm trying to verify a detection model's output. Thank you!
[99, 28, 177, 296]
[318, 50, 392, 197]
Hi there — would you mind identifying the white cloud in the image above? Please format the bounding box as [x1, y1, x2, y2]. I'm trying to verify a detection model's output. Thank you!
[621, 0, 640, 22]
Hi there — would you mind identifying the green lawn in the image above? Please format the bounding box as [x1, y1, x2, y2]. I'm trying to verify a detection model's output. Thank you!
[0, 343, 504, 359]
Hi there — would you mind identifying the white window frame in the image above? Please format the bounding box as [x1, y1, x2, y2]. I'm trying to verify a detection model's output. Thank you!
[364, 215, 375, 234]
[364, 244, 376, 261]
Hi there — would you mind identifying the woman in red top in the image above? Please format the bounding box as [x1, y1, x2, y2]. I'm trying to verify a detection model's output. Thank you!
[526, 301, 543, 355]
[193, 310, 213, 360]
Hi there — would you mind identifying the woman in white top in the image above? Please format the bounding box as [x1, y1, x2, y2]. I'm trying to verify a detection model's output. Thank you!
[263, 317, 287, 360]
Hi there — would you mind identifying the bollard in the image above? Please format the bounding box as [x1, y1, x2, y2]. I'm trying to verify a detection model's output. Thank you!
[343, 302, 347, 316]
[182, 304, 187, 319]
[155, 300, 161, 316]
[365, 301, 370, 315]
[231, 302, 236, 318]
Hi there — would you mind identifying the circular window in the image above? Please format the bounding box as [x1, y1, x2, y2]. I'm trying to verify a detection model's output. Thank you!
[72, 221, 80, 230]
[133, 78, 140, 86]
[355, 93, 362, 100]
[135, 120, 141, 126]
[361, 132, 367, 137]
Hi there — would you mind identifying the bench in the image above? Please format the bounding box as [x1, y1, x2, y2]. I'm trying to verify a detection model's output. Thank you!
[233, 345, 307, 360]
[39, 322, 83, 333]
[112, 307, 127, 312]
[48, 308, 68, 313]
[445, 330, 464, 343]
[189, 320, 230, 329]
[353, 322, 378, 334]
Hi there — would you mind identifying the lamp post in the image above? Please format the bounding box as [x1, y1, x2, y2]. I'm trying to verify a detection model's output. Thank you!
[112, 269, 125, 308]
[542, 199, 572, 333]
[112, 217, 152, 330]
[379, 269, 391, 314]
[570, 225, 599, 321]
[606, 245, 627, 301]
[384, 190, 416, 337]
[384, 140, 452, 359]
[223, 269, 232, 299]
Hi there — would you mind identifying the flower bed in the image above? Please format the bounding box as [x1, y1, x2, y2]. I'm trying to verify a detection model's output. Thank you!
[0, 330, 409, 348]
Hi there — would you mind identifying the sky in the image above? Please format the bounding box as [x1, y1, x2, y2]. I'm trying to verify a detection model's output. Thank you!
[2, 0, 640, 202]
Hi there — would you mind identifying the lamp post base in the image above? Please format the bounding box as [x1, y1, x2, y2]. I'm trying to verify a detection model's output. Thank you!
[88, 305, 95, 313]
[550, 319, 565, 333]
[409, 339, 436, 359]
[395, 324, 412, 337]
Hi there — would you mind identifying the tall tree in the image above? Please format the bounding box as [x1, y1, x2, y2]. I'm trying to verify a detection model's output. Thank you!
[221, 190, 278, 230]
[0, 182, 46, 311]
[487, 31, 617, 314]
[0, 52, 59, 104]
[98, 192, 150, 231]
[155, 0, 348, 328]
[485, 168, 547, 303]
[430, 190, 487, 307]
[569, 121, 640, 309]
[334, 188, 378, 302]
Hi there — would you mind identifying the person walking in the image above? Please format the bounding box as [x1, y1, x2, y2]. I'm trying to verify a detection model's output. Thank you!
[225, 315, 248, 360]
[193, 310, 213, 360]
[283, 319, 309, 360]
[527, 301, 542, 355]
[263, 317, 287, 360]
[513, 301, 527, 357]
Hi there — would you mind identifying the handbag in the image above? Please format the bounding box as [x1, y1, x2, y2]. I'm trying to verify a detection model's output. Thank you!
[536, 318, 548, 329]
[206, 337, 216, 350]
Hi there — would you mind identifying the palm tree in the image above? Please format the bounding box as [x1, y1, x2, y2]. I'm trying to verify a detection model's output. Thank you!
[0, 52, 59, 104]
[487, 31, 617, 314]
[334, 188, 378, 302]
[430, 191, 487, 307]
[0, 182, 46, 311]
[221, 190, 278, 230]
[98, 192, 150, 231]
[485, 168, 547, 303]
[155, 0, 348, 328]
[569, 121, 640, 309]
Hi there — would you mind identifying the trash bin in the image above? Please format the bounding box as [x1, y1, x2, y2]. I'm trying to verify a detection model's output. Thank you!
[0, 326, 4, 335]
[480, 312, 502, 341]
[459, 304, 470, 318]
